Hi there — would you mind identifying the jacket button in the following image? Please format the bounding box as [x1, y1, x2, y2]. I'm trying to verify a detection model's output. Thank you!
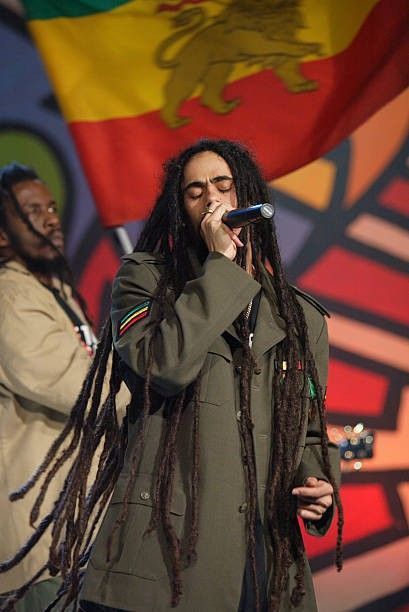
[254, 367, 261, 375]
[238, 502, 248, 513]
[140, 490, 151, 501]
[235, 365, 242, 374]
[236, 410, 241, 421]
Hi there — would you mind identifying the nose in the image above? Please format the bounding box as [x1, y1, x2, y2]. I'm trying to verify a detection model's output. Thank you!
[205, 182, 221, 206]
[44, 207, 60, 230]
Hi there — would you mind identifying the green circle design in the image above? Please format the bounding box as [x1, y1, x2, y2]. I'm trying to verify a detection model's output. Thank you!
[0, 129, 66, 216]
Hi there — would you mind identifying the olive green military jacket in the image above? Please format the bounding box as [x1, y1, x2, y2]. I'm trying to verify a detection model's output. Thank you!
[82, 252, 340, 612]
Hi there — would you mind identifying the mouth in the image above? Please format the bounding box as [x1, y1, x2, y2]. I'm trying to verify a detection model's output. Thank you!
[48, 231, 64, 249]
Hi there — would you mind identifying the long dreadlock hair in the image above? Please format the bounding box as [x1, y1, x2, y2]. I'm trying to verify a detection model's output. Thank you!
[0, 162, 91, 323]
[0, 141, 343, 611]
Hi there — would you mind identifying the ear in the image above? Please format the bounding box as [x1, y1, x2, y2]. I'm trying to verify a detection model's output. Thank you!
[0, 226, 11, 248]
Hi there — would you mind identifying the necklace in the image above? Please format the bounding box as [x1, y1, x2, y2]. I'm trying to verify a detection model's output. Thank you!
[245, 299, 254, 347]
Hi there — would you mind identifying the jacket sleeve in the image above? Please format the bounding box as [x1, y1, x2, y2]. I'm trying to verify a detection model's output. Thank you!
[295, 317, 341, 537]
[112, 252, 260, 397]
[0, 289, 92, 415]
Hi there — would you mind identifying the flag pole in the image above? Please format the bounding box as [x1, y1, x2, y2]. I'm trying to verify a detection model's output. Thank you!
[112, 226, 133, 254]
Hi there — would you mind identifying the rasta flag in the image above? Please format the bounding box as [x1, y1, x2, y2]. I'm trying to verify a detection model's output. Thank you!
[23, 0, 408, 227]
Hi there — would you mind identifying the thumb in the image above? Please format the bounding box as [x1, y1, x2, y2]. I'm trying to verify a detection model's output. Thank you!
[304, 476, 319, 487]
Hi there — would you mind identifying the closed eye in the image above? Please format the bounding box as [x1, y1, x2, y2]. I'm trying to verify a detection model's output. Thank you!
[214, 177, 234, 193]
[185, 187, 204, 199]
[183, 176, 234, 198]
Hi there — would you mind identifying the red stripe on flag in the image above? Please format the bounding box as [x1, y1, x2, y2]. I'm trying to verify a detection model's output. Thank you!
[327, 359, 389, 417]
[70, 0, 408, 226]
[298, 247, 409, 326]
[77, 237, 121, 327]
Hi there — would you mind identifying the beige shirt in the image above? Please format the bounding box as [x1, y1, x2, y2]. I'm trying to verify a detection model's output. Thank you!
[0, 262, 128, 592]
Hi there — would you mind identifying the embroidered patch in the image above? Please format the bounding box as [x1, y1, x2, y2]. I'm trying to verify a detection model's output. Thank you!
[118, 301, 151, 337]
[308, 376, 317, 399]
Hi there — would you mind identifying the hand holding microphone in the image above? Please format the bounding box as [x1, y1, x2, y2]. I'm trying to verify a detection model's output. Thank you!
[222, 203, 274, 228]
[200, 201, 275, 261]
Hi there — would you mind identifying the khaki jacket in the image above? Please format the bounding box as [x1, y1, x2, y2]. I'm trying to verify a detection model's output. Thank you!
[0, 262, 94, 593]
[83, 252, 340, 612]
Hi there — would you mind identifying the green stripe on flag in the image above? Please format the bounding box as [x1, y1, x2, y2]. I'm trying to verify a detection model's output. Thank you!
[23, 0, 130, 20]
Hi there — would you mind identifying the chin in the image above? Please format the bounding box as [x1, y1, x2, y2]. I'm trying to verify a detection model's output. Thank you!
[25, 254, 66, 276]
[46, 243, 64, 256]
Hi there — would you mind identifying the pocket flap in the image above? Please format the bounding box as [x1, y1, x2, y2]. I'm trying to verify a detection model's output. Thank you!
[207, 336, 232, 362]
[111, 472, 186, 516]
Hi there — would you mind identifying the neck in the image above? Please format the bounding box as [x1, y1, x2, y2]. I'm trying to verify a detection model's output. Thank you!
[14, 254, 61, 287]
[33, 270, 55, 286]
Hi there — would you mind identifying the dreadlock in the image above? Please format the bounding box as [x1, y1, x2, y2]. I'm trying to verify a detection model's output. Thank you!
[0, 141, 343, 611]
[0, 162, 91, 325]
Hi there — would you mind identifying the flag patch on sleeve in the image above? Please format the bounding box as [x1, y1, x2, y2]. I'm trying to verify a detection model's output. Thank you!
[118, 300, 151, 337]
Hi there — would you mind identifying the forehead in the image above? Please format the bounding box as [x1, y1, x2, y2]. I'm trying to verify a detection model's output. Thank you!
[183, 151, 232, 184]
[12, 179, 53, 206]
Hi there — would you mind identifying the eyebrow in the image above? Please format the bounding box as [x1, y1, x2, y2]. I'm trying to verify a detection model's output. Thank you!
[183, 175, 233, 192]
[23, 200, 56, 208]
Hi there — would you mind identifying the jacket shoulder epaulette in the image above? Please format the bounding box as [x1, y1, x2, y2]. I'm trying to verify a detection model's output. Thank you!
[121, 252, 166, 266]
[291, 285, 330, 318]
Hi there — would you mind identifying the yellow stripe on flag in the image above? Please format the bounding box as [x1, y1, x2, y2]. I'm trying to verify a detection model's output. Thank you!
[29, 0, 379, 122]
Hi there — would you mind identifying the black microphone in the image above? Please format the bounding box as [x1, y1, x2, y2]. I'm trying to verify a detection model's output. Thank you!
[222, 203, 274, 228]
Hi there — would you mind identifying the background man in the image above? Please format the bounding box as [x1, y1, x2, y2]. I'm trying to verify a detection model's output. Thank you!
[0, 163, 97, 610]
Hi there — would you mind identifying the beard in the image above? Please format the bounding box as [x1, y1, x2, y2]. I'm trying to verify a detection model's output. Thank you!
[24, 254, 67, 278]
[5, 228, 66, 278]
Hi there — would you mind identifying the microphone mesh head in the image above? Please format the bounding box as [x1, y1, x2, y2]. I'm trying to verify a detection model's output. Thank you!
[260, 203, 275, 218]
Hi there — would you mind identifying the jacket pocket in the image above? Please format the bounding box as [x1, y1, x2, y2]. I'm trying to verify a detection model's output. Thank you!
[198, 350, 233, 406]
[90, 472, 186, 580]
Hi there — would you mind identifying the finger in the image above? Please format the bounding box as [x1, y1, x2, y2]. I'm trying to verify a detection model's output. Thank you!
[297, 493, 332, 504]
[297, 502, 326, 515]
[230, 233, 244, 248]
[200, 204, 222, 231]
[304, 476, 319, 487]
[297, 507, 327, 521]
[293, 488, 333, 501]
[206, 201, 232, 221]
[200, 203, 229, 231]
[292, 482, 333, 498]
[297, 495, 332, 510]
[225, 224, 244, 245]
[201, 207, 239, 240]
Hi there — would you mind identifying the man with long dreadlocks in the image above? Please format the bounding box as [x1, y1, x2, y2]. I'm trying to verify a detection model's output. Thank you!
[0, 163, 98, 610]
[0, 140, 342, 612]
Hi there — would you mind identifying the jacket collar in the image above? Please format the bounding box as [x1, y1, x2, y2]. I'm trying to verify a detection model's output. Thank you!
[1, 259, 32, 276]
[220, 263, 286, 358]
[250, 287, 286, 357]
[186, 249, 287, 359]
[1, 259, 73, 297]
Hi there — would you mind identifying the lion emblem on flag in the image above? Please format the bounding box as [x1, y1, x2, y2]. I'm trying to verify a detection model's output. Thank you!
[155, 0, 321, 128]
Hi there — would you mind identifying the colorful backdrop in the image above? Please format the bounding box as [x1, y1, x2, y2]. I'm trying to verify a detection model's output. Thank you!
[0, 2, 408, 610]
